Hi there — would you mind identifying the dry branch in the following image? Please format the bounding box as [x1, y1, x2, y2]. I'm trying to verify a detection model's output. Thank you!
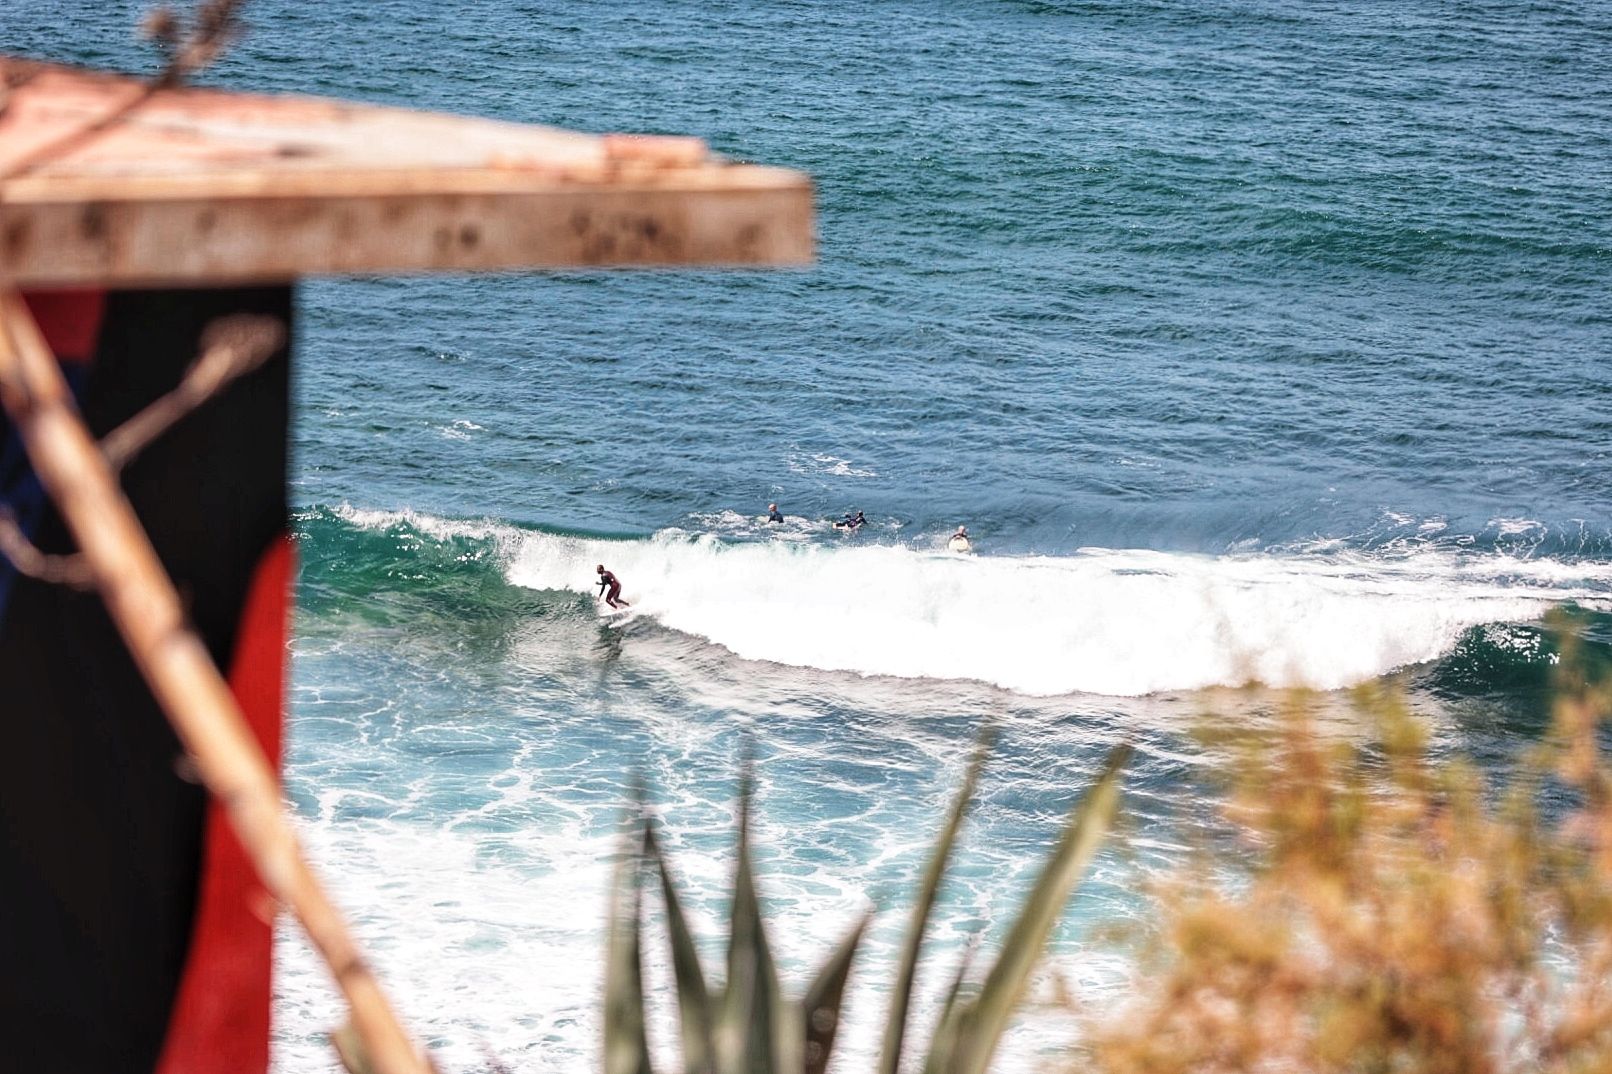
[100, 312, 284, 469]
[0, 505, 91, 587]
[0, 0, 247, 182]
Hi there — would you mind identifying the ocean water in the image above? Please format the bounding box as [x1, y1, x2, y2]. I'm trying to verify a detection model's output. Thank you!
[8, 0, 1612, 1070]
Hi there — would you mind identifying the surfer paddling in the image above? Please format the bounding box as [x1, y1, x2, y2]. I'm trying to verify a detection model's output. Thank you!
[596, 564, 630, 609]
[948, 525, 972, 553]
[834, 510, 866, 531]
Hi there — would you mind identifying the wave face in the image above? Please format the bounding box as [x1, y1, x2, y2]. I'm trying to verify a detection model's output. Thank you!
[334, 509, 1612, 697]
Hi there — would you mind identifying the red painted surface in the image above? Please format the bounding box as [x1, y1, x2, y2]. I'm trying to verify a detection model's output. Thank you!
[20, 289, 106, 363]
[156, 535, 293, 1074]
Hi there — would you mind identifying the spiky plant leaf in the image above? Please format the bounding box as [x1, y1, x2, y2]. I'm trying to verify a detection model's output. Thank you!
[330, 1021, 375, 1074]
[605, 807, 654, 1074]
[879, 730, 992, 1074]
[771, 990, 803, 1074]
[920, 930, 985, 1074]
[944, 745, 1130, 1074]
[715, 763, 784, 1074]
[648, 823, 717, 1074]
[802, 913, 871, 1074]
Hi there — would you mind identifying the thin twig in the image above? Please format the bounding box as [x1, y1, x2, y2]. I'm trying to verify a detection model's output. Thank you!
[146, 0, 249, 89]
[0, 506, 92, 588]
[0, 1, 248, 182]
[101, 313, 285, 470]
[0, 312, 281, 585]
[0, 63, 35, 119]
[0, 82, 157, 183]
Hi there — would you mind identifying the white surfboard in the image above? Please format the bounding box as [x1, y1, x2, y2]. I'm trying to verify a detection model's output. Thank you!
[598, 601, 639, 623]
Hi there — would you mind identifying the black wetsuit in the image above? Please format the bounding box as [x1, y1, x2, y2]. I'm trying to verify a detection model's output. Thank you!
[597, 570, 627, 607]
[768, 509, 784, 523]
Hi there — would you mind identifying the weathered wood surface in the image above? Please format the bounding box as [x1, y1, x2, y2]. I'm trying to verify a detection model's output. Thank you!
[0, 59, 814, 284]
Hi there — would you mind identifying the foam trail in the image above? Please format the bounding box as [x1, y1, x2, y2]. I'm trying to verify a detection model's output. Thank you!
[499, 529, 1612, 697]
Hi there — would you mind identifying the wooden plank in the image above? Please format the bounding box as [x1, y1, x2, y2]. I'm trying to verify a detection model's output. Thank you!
[4, 184, 813, 286]
[0, 59, 813, 283]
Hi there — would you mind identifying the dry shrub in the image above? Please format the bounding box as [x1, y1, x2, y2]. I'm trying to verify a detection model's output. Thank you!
[1086, 616, 1612, 1074]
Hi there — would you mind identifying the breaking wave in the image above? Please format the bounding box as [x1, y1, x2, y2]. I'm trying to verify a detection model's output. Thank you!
[326, 508, 1612, 697]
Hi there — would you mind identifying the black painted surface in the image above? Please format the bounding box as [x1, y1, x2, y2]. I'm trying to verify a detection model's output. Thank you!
[0, 286, 291, 1072]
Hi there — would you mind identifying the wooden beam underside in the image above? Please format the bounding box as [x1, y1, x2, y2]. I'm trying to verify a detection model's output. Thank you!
[0, 59, 814, 284]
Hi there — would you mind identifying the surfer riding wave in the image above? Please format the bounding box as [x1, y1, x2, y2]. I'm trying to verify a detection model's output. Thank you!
[596, 564, 629, 609]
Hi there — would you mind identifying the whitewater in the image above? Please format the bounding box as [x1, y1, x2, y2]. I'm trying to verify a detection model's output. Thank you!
[340, 508, 1612, 698]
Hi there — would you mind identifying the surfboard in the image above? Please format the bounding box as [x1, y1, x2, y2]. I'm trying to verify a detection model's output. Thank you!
[948, 536, 973, 554]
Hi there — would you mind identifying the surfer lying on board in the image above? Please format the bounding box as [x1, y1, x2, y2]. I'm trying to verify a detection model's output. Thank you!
[833, 510, 866, 531]
[596, 565, 629, 609]
[948, 525, 972, 553]
[767, 502, 784, 523]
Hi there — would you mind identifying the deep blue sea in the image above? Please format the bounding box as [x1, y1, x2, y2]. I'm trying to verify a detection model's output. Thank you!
[8, 1, 1612, 1070]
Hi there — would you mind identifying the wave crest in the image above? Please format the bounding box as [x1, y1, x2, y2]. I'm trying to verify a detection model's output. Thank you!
[486, 526, 1612, 697]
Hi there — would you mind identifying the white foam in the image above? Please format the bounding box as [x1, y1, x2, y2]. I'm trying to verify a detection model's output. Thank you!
[273, 819, 614, 1073]
[500, 530, 1612, 697]
[333, 504, 519, 549]
[433, 419, 486, 441]
[787, 451, 878, 479]
[1490, 516, 1547, 536]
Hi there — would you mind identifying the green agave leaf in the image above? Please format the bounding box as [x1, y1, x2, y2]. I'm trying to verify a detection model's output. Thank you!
[921, 929, 988, 1074]
[802, 913, 872, 1074]
[716, 762, 783, 1074]
[771, 991, 803, 1074]
[648, 823, 717, 1074]
[879, 729, 993, 1074]
[605, 804, 655, 1074]
[330, 1021, 375, 1074]
[945, 745, 1131, 1074]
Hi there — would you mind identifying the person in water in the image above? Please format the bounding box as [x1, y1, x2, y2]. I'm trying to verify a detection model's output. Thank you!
[948, 524, 972, 553]
[596, 564, 629, 609]
[834, 510, 866, 530]
[767, 502, 784, 523]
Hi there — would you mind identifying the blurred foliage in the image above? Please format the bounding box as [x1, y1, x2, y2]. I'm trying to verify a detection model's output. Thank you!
[1083, 611, 1612, 1074]
[605, 739, 1130, 1074]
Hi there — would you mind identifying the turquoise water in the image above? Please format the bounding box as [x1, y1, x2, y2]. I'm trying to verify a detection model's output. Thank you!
[9, 1, 1612, 1069]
